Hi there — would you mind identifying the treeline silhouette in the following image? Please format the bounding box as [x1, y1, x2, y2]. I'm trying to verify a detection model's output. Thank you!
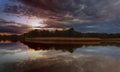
[1, 28, 120, 41]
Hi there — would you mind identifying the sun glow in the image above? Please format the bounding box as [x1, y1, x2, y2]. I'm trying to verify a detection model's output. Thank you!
[30, 19, 46, 27]
[24, 17, 47, 28]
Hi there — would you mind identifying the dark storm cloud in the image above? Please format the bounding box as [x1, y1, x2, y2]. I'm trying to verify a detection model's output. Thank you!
[0, 19, 30, 34]
[15, 0, 120, 25]
[2, 0, 120, 33]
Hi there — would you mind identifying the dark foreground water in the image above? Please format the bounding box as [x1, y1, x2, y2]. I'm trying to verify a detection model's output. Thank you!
[0, 42, 120, 72]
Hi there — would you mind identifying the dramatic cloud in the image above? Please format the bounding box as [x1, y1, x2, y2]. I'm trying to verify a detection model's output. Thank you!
[0, 19, 31, 34]
[15, 0, 120, 24]
[1, 0, 120, 33]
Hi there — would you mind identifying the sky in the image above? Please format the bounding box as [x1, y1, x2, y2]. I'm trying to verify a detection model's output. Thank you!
[1, 0, 120, 34]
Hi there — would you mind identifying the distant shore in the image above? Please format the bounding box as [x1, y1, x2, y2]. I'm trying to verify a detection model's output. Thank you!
[1, 28, 120, 43]
[24, 37, 120, 44]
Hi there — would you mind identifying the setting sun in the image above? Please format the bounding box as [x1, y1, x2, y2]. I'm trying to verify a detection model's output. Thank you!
[21, 16, 47, 28]
[30, 19, 46, 27]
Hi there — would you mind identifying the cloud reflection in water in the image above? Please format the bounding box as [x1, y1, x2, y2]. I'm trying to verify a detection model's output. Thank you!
[0, 42, 120, 72]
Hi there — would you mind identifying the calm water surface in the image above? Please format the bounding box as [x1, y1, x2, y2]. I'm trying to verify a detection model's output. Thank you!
[0, 42, 120, 72]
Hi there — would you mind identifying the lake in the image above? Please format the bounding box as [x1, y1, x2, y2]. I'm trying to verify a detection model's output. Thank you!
[0, 42, 120, 72]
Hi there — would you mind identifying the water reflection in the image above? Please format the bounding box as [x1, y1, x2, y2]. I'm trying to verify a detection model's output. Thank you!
[0, 42, 71, 64]
[0, 42, 120, 72]
[23, 42, 82, 53]
[0, 42, 28, 54]
[23, 42, 120, 53]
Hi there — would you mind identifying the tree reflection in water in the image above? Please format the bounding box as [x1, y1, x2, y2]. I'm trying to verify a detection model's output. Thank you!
[23, 42, 120, 53]
[23, 42, 83, 53]
[1, 42, 120, 72]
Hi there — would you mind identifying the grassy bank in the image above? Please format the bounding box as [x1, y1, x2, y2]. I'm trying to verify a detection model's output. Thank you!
[24, 37, 120, 44]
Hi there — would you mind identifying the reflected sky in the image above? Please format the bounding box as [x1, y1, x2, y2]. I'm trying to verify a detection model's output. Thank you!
[0, 42, 120, 72]
[0, 42, 71, 64]
[1, 42, 120, 63]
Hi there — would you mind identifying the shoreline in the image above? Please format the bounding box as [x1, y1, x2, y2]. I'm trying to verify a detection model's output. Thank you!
[24, 37, 120, 44]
